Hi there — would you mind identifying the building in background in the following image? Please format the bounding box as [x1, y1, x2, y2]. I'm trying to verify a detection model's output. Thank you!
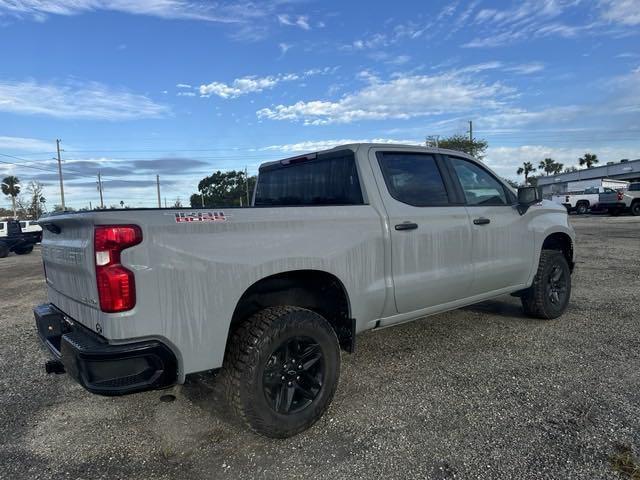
[537, 158, 640, 197]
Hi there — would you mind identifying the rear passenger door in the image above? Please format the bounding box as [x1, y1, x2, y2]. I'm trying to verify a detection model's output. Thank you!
[371, 150, 473, 315]
[445, 155, 533, 295]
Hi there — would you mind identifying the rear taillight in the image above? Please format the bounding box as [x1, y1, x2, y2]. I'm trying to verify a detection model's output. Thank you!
[94, 225, 142, 313]
[617, 191, 624, 201]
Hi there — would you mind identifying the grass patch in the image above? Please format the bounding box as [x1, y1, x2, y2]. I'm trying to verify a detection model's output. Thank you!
[611, 445, 640, 480]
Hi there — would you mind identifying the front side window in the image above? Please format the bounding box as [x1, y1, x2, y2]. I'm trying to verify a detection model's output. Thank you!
[254, 150, 363, 206]
[378, 152, 450, 206]
[449, 157, 508, 206]
[19, 221, 27, 228]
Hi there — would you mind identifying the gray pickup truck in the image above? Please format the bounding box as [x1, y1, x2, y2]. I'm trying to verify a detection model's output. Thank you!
[34, 144, 575, 438]
[598, 182, 640, 216]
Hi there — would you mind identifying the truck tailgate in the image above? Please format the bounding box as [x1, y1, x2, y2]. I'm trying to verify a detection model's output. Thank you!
[39, 215, 99, 315]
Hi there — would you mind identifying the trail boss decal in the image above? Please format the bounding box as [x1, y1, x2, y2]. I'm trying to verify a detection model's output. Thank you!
[175, 211, 227, 223]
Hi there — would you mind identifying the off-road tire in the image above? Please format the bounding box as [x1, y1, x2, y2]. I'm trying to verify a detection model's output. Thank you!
[522, 250, 571, 320]
[631, 201, 640, 217]
[220, 306, 340, 438]
[0, 244, 8, 258]
[576, 202, 588, 215]
[14, 245, 34, 255]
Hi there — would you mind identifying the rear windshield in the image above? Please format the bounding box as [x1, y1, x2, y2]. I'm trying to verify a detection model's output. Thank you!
[255, 150, 364, 206]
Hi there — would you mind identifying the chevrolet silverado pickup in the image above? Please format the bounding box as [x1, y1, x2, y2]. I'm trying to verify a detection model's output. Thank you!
[34, 144, 575, 438]
[598, 182, 640, 216]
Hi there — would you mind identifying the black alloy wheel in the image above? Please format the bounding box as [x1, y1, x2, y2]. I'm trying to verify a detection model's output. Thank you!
[263, 336, 324, 415]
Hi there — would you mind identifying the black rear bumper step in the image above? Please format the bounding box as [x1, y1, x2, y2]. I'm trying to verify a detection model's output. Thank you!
[34, 303, 177, 396]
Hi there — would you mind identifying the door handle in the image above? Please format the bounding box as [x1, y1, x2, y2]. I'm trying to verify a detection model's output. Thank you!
[473, 218, 491, 225]
[395, 222, 418, 231]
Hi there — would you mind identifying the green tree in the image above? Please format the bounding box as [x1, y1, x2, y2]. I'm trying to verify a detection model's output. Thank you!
[1, 176, 21, 218]
[539, 158, 559, 175]
[551, 162, 564, 175]
[579, 153, 599, 169]
[564, 166, 578, 173]
[516, 162, 537, 185]
[191, 170, 256, 207]
[437, 134, 489, 159]
[26, 181, 46, 219]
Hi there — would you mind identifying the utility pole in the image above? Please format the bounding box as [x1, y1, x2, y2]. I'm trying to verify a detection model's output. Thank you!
[201, 192, 205, 208]
[56, 139, 66, 211]
[164, 197, 167, 208]
[89, 201, 92, 210]
[468, 120, 473, 142]
[97, 171, 104, 209]
[156, 174, 161, 208]
[245, 166, 250, 206]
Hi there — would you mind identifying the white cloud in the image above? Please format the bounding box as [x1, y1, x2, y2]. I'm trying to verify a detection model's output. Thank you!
[464, 0, 600, 48]
[200, 75, 288, 99]
[277, 14, 310, 30]
[0, 0, 268, 23]
[177, 91, 196, 97]
[199, 68, 333, 99]
[505, 62, 545, 74]
[0, 79, 169, 120]
[176, 83, 192, 88]
[0, 136, 54, 151]
[257, 72, 513, 125]
[260, 138, 422, 153]
[278, 42, 292, 55]
[599, 0, 640, 25]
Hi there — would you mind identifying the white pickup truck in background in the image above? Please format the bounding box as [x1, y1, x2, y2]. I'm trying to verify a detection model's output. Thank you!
[34, 143, 576, 438]
[552, 185, 625, 215]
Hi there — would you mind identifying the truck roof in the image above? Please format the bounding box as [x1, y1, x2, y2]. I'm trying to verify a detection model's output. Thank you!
[258, 143, 477, 171]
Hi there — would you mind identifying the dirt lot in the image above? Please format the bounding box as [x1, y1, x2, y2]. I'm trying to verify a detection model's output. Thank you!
[1, 215, 639, 480]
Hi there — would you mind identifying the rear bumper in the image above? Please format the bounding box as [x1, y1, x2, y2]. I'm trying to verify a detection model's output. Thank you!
[34, 303, 177, 396]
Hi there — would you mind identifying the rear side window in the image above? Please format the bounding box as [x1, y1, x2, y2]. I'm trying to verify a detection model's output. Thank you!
[0, 223, 4, 230]
[19, 221, 26, 228]
[449, 157, 508, 206]
[255, 150, 363, 206]
[630, 183, 640, 191]
[377, 152, 450, 206]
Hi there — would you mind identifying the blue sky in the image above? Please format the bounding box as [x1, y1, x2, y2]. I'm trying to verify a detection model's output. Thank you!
[0, 0, 639, 209]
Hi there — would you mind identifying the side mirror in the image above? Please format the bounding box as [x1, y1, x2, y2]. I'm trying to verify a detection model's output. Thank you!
[517, 186, 540, 214]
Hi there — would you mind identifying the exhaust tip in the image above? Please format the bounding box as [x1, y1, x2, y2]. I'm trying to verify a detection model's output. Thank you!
[45, 359, 65, 375]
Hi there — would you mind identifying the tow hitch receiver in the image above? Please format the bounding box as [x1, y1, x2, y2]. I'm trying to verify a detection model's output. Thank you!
[45, 359, 66, 374]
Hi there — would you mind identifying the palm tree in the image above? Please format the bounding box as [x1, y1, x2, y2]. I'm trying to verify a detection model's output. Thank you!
[1, 176, 20, 218]
[579, 153, 599, 169]
[551, 162, 564, 175]
[516, 162, 537, 185]
[539, 158, 558, 176]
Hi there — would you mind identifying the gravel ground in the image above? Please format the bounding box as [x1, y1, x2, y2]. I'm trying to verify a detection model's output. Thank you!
[1, 215, 639, 480]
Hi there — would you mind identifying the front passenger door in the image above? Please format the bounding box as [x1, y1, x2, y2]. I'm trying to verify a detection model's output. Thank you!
[446, 156, 534, 296]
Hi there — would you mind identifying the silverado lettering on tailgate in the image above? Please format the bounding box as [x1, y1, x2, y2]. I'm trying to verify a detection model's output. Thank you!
[41, 245, 86, 265]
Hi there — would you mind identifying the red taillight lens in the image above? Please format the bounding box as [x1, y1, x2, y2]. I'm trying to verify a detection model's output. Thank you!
[94, 226, 142, 313]
[617, 191, 624, 201]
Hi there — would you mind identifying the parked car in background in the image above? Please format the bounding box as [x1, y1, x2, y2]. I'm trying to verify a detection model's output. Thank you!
[602, 182, 640, 216]
[34, 144, 575, 438]
[19, 220, 42, 242]
[0, 219, 40, 258]
[552, 186, 620, 214]
[1, 220, 42, 241]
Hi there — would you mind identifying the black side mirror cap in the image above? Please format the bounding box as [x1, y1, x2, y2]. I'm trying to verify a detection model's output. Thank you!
[517, 186, 540, 214]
